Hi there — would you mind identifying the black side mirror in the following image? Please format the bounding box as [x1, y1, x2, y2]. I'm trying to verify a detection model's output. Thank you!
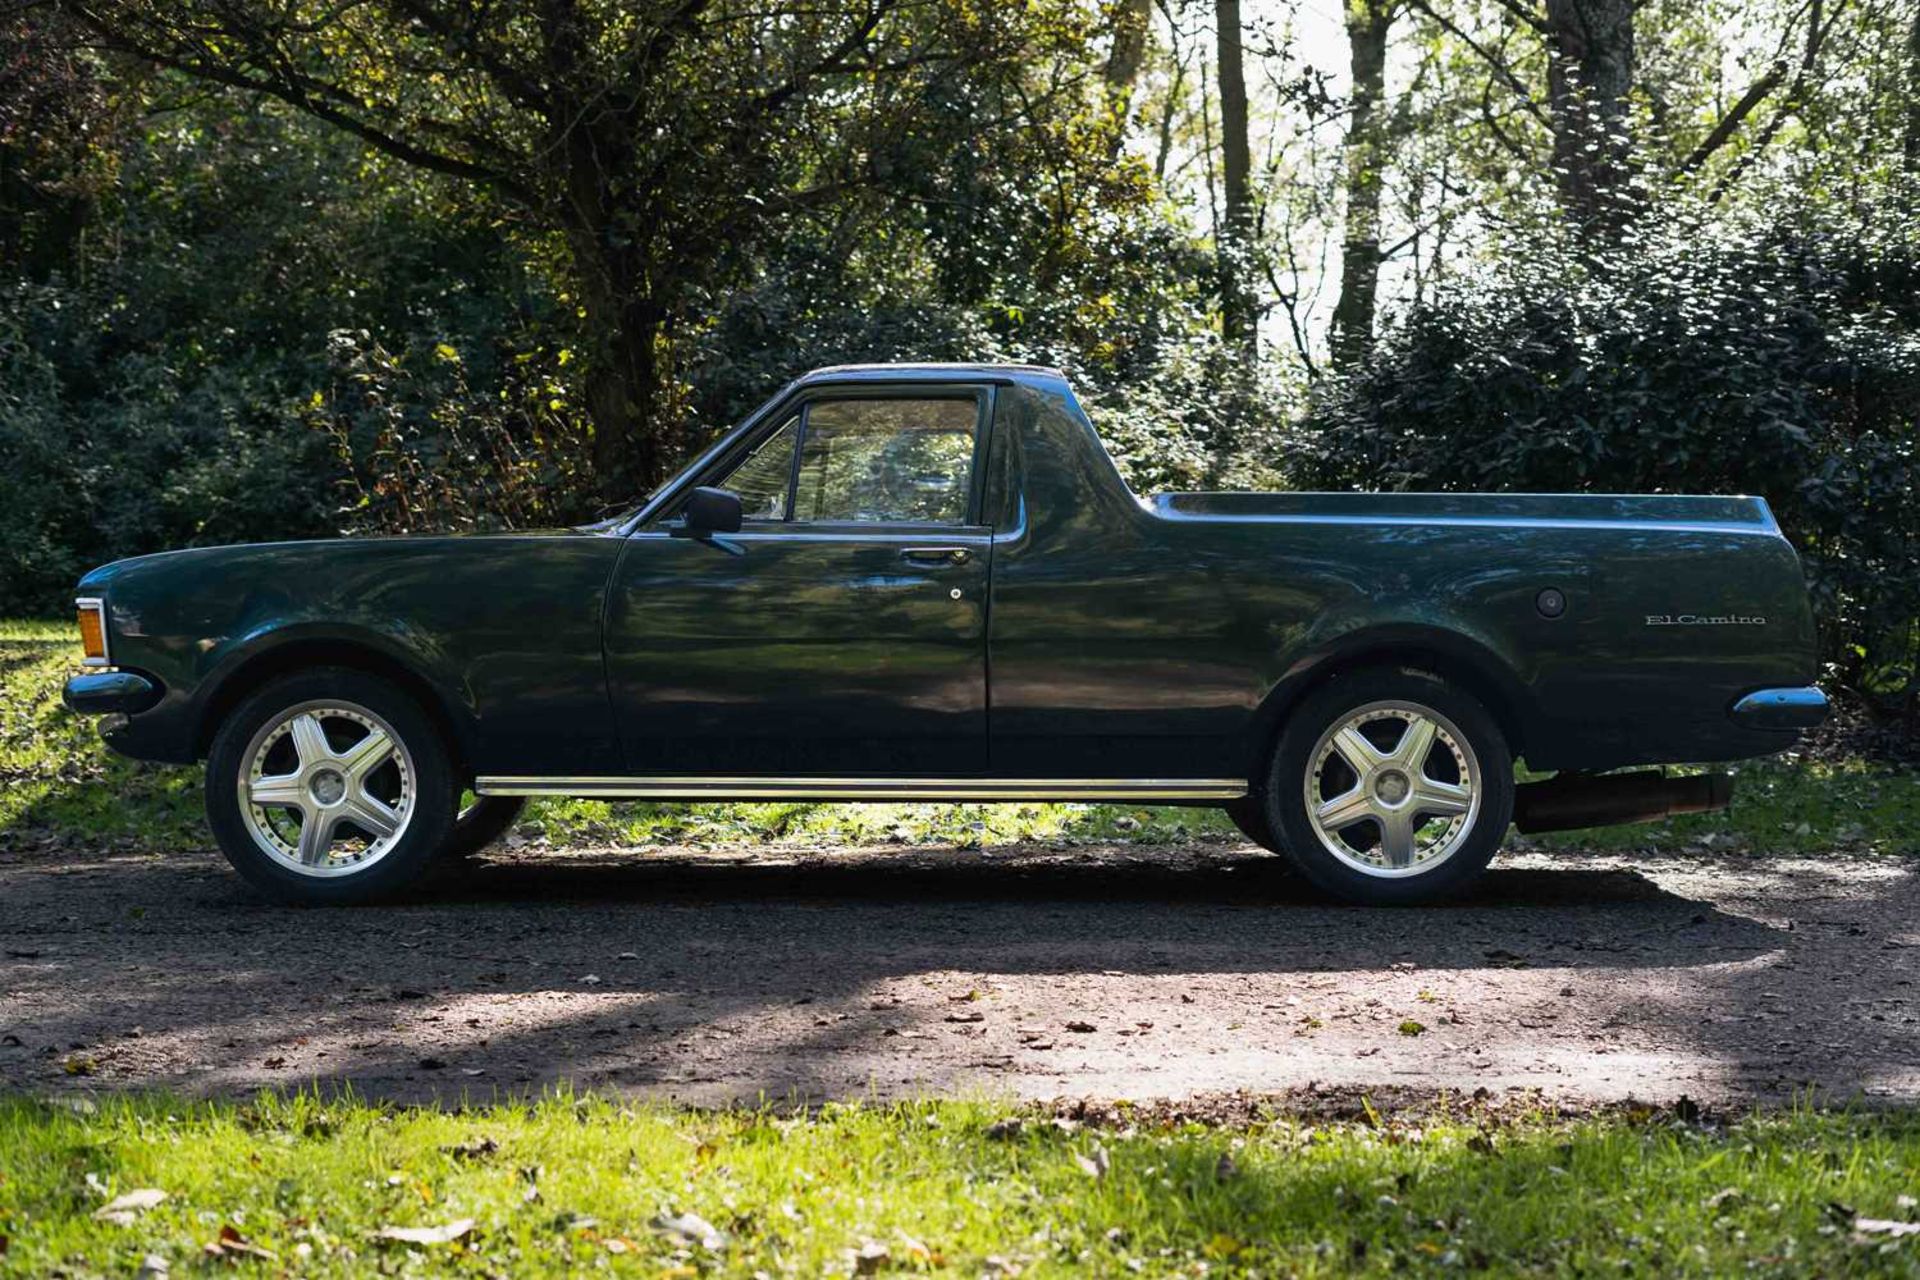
[679, 486, 743, 536]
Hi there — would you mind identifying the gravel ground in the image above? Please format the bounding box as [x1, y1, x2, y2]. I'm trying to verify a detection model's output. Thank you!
[2, 840, 1917, 1109]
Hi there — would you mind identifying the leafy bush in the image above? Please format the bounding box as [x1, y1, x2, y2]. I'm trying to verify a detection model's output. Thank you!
[1298, 193, 1920, 711]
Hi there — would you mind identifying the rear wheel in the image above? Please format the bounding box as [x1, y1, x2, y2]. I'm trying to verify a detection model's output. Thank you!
[205, 669, 457, 904]
[1264, 668, 1513, 905]
[1223, 797, 1280, 851]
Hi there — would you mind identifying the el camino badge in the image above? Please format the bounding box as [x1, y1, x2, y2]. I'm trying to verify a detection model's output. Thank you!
[1645, 613, 1767, 626]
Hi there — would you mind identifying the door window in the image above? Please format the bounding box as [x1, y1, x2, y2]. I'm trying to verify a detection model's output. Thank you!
[716, 413, 799, 520]
[793, 399, 978, 524]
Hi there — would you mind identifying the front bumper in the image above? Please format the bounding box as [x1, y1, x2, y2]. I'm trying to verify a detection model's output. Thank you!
[1729, 685, 1829, 732]
[63, 670, 161, 716]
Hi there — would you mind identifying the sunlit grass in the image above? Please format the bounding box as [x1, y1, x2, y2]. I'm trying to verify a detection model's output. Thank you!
[3, 1093, 1919, 1277]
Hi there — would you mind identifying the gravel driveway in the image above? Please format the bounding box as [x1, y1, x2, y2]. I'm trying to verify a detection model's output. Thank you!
[2, 840, 1916, 1108]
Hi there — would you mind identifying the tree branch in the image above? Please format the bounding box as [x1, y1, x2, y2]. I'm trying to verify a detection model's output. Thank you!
[1408, 0, 1552, 129]
[69, 6, 538, 204]
[1675, 58, 1786, 175]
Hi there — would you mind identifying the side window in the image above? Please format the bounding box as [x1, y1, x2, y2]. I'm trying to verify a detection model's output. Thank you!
[716, 414, 799, 520]
[793, 398, 978, 524]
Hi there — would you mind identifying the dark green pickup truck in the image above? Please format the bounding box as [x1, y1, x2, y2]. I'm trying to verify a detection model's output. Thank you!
[66, 364, 1826, 905]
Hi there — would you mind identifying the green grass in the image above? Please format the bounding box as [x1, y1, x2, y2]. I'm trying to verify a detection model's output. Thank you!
[3, 619, 1913, 858]
[3, 1094, 1919, 1277]
[1531, 757, 1920, 857]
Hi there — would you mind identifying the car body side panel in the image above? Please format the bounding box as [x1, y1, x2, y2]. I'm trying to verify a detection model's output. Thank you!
[985, 375, 1817, 777]
[78, 534, 623, 774]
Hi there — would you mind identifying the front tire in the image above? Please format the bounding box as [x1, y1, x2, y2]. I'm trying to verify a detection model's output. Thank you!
[205, 668, 458, 905]
[440, 795, 527, 862]
[1264, 668, 1513, 905]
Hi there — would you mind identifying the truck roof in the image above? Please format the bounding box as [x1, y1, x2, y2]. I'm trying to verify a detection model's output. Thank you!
[796, 362, 1068, 386]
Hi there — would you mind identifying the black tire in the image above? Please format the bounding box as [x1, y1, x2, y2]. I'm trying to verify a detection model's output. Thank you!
[204, 668, 459, 905]
[1263, 667, 1513, 905]
[440, 795, 527, 862]
[1223, 796, 1281, 852]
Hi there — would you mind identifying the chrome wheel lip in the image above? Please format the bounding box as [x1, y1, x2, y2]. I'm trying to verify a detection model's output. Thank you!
[1302, 699, 1482, 880]
[237, 699, 415, 879]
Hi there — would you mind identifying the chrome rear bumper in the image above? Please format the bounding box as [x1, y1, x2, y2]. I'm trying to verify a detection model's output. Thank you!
[1728, 685, 1829, 731]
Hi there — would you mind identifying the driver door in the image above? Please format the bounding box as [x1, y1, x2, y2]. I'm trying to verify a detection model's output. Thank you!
[604, 387, 993, 777]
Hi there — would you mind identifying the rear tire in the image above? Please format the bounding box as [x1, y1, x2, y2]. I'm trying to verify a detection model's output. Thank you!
[1223, 797, 1280, 851]
[205, 668, 458, 905]
[1264, 667, 1513, 905]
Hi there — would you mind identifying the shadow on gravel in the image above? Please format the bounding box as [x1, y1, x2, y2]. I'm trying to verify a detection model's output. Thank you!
[3, 843, 1846, 1104]
[432, 848, 1686, 910]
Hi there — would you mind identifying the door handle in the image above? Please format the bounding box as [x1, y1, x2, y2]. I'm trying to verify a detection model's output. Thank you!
[900, 546, 972, 566]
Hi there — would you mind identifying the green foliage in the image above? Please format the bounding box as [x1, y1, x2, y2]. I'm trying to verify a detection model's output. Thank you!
[1299, 190, 1920, 704]
[6, 1093, 1920, 1276]
[0, 86, 583, 611]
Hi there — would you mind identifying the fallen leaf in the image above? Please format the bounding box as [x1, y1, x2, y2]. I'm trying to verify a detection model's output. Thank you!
[651, 1210, 726, 1250]
[374, 1219, 475, 1246]
[1203, 1233, 1243, 1259]
[442, 1137, 499, 1161]
[898, 1233, 940, 1265]
[1074, 1143, 1110, 1180]
[94, 1188, 168, 1224]
[1855, 1218, 1920, 1238]
[204, 1225, 276, 1261]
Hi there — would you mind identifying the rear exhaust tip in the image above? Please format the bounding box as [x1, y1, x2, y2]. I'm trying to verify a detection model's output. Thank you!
[1514, 770, 1732, 835]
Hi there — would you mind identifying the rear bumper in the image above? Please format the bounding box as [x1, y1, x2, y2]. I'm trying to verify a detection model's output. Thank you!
[63, 670, 161, 716]
[1728, 685, 1829, 732]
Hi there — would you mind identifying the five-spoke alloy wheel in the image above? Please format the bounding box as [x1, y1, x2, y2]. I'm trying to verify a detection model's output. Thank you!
[1262, 668, 1513, 904]
[206, 669, 456, 904]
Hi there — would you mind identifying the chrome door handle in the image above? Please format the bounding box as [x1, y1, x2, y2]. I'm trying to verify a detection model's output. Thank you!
[900, 546, 971, 565]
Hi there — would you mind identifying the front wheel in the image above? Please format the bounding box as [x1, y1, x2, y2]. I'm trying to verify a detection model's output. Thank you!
[205, 669, 458, 904]
[440, 794, 527, 862]
[1263, 668, 1513, 905]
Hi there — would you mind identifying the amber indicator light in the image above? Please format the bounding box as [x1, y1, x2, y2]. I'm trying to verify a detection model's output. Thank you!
[77, 606, 107, 662]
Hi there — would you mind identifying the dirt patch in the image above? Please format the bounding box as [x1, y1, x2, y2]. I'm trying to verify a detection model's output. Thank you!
[1, 840, 1916, 1109]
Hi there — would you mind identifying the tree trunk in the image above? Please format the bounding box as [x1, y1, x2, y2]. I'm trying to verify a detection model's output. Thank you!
[1331, 0, 1394, 371]
[564, 198, 668, 502]
[1543, 0, 1638, 236]
[1214, 0, 1256, 357]
[1906, 2, 1920, 173]
[1105, 0, 1153, 107]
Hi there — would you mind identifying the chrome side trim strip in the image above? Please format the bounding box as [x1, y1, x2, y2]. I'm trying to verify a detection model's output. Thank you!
[475, 776, 1247, 801]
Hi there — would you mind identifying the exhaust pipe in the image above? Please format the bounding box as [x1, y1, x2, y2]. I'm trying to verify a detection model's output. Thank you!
[1513, 770, 1732, 835]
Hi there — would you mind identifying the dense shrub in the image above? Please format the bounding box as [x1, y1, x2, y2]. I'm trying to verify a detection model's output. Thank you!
[1297, 195, 1920, 710]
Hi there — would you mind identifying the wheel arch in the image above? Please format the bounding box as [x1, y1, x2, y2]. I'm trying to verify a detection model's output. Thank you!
[190, 628, 476, 772]
[1243, 627, 1534, 783]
